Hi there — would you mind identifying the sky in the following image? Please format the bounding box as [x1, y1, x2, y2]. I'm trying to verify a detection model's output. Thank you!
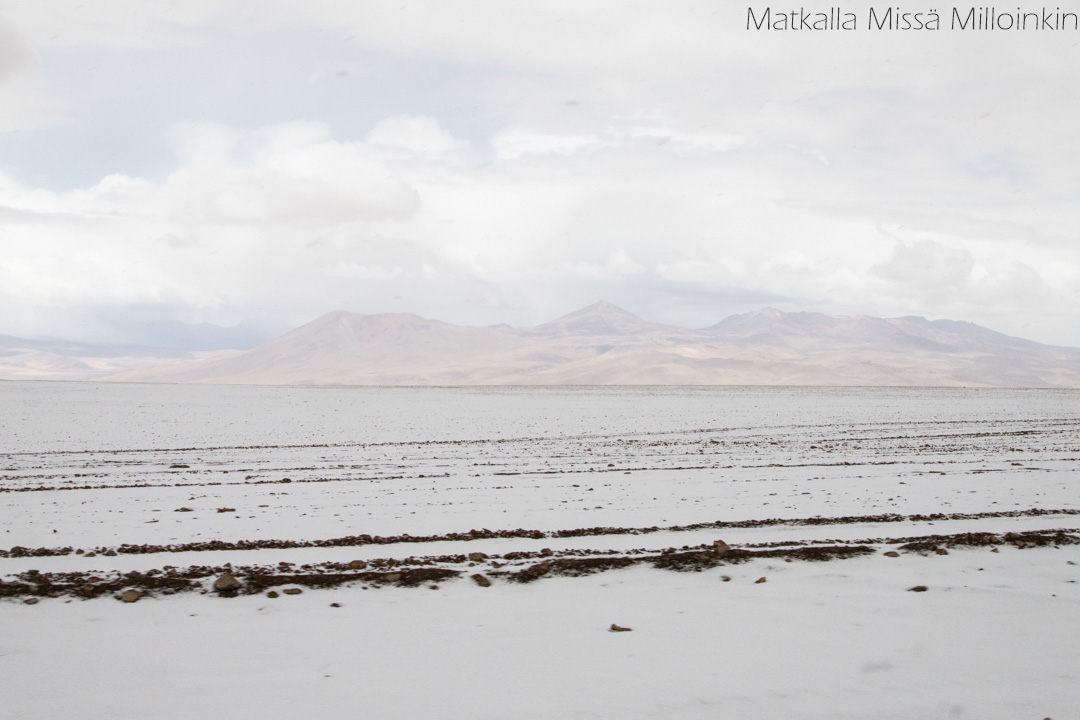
[1, 1, 1079, 348]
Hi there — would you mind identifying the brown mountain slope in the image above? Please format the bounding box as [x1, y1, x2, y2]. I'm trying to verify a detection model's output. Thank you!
[98, 303, 1080, 387]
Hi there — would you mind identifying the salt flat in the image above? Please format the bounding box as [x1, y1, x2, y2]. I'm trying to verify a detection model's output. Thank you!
[2, 383, 1079, 719]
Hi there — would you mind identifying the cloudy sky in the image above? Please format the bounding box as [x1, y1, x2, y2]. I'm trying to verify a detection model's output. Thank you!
[1, 1, 1079, 348]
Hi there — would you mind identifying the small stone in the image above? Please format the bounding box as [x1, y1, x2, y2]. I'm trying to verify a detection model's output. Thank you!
[609, 624, 632, 632]
[539, 548, 553, 557]
[348, 560, 368, 570]
[216, 507, 236, 513]
[713, 539, 730, 556]
[991, 548, 1000, 553]
[908, 585, 929, 592]
[468, 552, 487, 562]
[85, 552, 96, 558]
[24, 597, 39, 605]
[283, 588, 302, 595]
[935, 548, 949, 555]
[1013, 540, 1027, 549]
[383, 572, 401, 583]
[213, 573, 242, 592]
[266, 591, 279, 598]
[174, 507, 194, 512]
[471, 573, 492, 587]
[720, 575, 731, 582]
[329, 603, 341, 608]
[754, 576, 767, 584]
[883, 551, 900, 558]
[103, 550, 117, 557]
[119, 589, 141, 603]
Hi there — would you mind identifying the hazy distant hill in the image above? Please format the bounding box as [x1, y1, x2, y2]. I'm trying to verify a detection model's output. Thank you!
[92, 301, 1080, 387]
[0, 334, 231, 381]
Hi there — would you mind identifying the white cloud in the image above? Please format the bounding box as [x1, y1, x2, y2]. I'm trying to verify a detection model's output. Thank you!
[322, 262, 402, 281]
[366, 116, 468, 155]
[491, 130, 602, 160]
[560, 249, 645, 281]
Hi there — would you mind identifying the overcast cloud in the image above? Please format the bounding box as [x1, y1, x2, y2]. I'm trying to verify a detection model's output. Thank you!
[1, 1, 1078, 347]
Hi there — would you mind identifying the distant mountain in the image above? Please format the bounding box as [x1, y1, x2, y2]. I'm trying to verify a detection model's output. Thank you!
[89, 303, 1080, 388]
[0, 334, 231, 381]
[127, 319, 271, 351]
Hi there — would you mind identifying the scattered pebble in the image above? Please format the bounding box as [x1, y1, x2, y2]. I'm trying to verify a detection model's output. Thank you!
[471, 573, 492, 587]
[283, 588, 302, 595]
[908, 585, 929, 592]
[119, 589, 141, 603]
[883, 551, 900, 558]
[754, 576, 767, 584]
[610, 624, 632, 632]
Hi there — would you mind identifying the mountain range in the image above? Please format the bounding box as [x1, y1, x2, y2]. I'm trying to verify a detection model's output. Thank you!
[11, 301, 1061, 387]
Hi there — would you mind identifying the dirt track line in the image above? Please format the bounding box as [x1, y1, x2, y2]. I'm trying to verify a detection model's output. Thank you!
[4, 507, 1078, 559]
[4, 527, 1077, 601]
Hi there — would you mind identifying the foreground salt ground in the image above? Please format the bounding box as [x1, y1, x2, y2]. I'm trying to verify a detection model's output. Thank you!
[2, 384, 1079, 719]
[4, 549, 1079, 720]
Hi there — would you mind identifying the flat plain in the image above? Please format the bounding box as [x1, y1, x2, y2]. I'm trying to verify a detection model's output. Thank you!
[2, 382, 1079, 719]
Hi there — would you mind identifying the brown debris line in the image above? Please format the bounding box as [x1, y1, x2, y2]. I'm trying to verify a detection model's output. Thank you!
[500, 544, 877, 584]
[4, 507, 1079, 560]
[898, 529, 1080, 553]
[3, 528, 1079, 601]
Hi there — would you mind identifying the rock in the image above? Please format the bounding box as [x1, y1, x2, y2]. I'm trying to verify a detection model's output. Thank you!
[754, 576, 767, 584]
[1013, 540, 1027, 549]
[213, 573, 242, 592]
[266, 590, 280, 598]
[103, 550, 117, 557]
[468, 552, 487, 562]
[713, 539, 730, 556]
[935, 548, 949, 555]
[174, 507, 193, 512]
[908, 585, 929, 592]
[383, 572, 401, 583]
[348, 560, 368, 570]
[471, 573, 492, 587]
[883, 551, 900, 558]
[24, 597, 39, 605]
[84, 552, 96, 558]
[540, 548, 553, 557]
[720, 575, 732, 582]
[216, 507, 236, 513]
[991, 548, 1000, 553]
[330, 603, 341, 608]
[283, 588, 302, 595]
[609, 624, 632, 632]
[119, 589, 141, 603]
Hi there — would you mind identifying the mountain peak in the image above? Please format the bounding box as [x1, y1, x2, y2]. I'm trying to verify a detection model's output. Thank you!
[529, 301, 664, 337]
